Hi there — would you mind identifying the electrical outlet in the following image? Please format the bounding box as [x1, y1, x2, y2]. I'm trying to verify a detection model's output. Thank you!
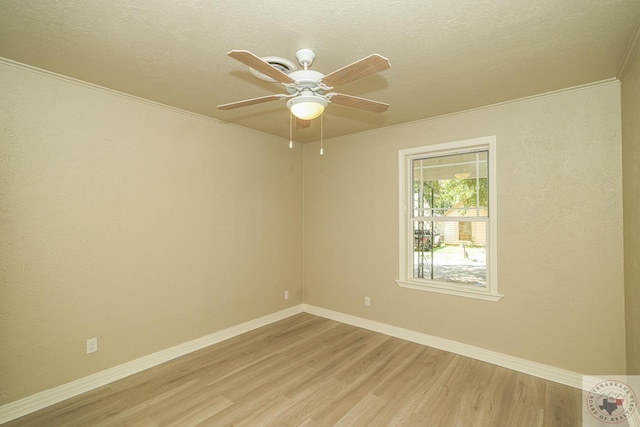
[284, 290, 289, 300]
[86, 337, 98, 354]
[364, 296, 371, 307]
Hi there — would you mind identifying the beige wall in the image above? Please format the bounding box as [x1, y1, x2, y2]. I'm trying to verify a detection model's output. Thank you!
[621, 36, 640, 375]
[0, 56, 630, 408]
[303, 82, 626, 375]
[0, 61, 303, 405]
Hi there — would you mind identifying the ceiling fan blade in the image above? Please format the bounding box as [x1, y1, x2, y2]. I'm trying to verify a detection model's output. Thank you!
[327, 93, 389, 113]
[218, 94, 286, 110]
[295, 117, 311, 129]
[322, 54, 390, 88]
[228, 50, 296, 84]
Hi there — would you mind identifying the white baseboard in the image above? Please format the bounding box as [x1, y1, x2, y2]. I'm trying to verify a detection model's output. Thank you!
[302, 304, 583, 389]
[0, 303, 584, 423]
[0, 305, 304, 424]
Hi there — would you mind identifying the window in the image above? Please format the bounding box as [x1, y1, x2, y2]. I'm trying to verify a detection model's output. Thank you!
[397, 136, 501, 301]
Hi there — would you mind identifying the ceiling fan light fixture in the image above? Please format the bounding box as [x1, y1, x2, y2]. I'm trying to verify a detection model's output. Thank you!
[287, 95, 327, 120]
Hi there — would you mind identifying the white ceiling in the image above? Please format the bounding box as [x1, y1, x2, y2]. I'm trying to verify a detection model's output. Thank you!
[1, 0, 639, 143]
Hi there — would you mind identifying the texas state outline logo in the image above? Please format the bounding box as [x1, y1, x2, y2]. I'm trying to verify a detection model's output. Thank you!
[586, 380, 637, 424]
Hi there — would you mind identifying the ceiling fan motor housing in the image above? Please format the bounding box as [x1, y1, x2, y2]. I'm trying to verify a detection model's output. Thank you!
[285, 69, 326, 95]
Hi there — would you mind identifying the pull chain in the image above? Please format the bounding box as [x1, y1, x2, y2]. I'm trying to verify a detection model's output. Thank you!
[320, 114, 324, 155]
[289, 112, 293, 149]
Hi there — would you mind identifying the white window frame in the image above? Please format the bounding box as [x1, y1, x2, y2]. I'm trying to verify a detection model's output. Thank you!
[396, 136, 502, 301]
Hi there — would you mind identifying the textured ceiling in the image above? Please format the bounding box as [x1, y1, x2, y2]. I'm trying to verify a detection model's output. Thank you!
[1, 0, 639, 143]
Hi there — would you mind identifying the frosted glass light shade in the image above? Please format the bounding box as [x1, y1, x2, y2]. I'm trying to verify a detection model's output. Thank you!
[290, 102, 324, 120]
[287, 95, 328, 120]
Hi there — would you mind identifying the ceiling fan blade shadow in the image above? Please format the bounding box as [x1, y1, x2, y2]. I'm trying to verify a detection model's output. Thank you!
[218, 94, 286, 110]
[322, 54, 390, 88]
[328, 93, 389, 113]
[228, 50, 295, 84]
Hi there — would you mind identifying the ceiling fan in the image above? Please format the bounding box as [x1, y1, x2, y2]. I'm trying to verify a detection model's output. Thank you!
[218, 49, 391, 128]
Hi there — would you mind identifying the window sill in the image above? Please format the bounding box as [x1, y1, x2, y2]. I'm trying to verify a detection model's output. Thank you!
[395, 279, 504, 301]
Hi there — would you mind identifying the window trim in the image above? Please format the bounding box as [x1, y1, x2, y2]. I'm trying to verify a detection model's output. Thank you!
[396, 136, 502, 301]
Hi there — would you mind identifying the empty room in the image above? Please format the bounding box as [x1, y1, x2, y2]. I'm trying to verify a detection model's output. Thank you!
[1, 1, 639, 425]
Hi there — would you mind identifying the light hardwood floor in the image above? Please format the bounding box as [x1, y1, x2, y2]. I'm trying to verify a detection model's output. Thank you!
[4, 313, 582, 426]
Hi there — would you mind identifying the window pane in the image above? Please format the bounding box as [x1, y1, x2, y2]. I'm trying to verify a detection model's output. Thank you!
[413, 220, 487, 287]
[412, 151, 488, 218]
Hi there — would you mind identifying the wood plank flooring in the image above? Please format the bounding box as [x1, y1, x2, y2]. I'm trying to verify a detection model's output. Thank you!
[4, 313, 582, 426]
